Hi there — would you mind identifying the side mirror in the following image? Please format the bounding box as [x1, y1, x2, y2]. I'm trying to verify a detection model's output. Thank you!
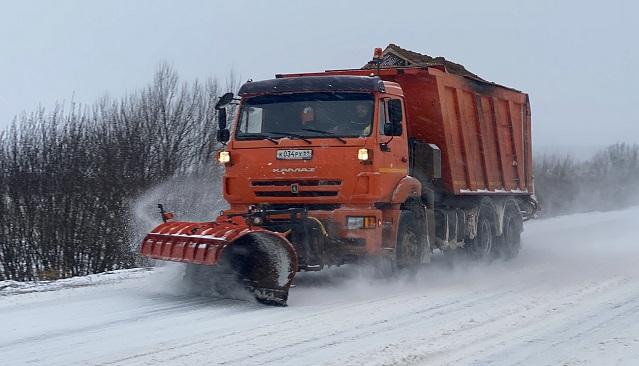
[217, 108, 227, 130]
[217, 129, 230, 143]
[215, 92, 234, 110]
[216, 93, 234, 143]
[217, 108, 229, 143]
[386, 99, 403, 136]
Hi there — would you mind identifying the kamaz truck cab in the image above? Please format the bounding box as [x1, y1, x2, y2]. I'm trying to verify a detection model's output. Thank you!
[218, 75, 419, 270]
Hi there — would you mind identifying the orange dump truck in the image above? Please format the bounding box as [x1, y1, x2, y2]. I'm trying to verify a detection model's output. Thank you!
[141, 46, 536, 305]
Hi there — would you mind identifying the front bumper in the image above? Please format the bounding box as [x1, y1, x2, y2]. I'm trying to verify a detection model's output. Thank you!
[308, 207, 383, 255]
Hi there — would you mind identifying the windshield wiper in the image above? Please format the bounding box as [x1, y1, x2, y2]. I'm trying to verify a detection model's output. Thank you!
[301, 128, 347, 144]
[238, 133, 279, 144]
[268, 132, 312, 144]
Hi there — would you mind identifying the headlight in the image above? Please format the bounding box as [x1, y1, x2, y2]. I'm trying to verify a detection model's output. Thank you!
[358, 148, 369, 161]
[218, 151, 230, 164]
[346, 216, 376, 230]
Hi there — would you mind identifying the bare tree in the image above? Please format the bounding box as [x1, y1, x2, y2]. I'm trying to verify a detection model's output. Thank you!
[534, 143, 639, 217]
[0, 64, 228, 281]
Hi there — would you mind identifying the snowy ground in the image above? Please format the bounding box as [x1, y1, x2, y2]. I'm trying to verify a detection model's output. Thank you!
[2, 207, 639, 366]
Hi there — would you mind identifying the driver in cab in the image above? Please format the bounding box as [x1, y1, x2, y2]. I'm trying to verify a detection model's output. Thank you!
[300, 101, 372, 137]
[346, 102, 373, 136]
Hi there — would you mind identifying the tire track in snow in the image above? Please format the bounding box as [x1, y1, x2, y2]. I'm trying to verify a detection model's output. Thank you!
[0, 297, 226, 349]
[352, 276, 639, 366]
[109, 282, 541, 365]
[255, 277, 634, 366]
[469, 277, 639, 366]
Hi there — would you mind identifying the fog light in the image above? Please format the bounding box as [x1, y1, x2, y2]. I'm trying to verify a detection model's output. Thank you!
[357, 148, 369, 161]
[346, 216, 376, 230]
[218, 151, 230, 164]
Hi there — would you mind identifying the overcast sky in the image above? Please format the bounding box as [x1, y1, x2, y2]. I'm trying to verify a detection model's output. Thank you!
[1, 0, 637, 148]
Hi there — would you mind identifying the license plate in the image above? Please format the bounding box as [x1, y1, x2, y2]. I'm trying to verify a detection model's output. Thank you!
[277, 149, 312, 160]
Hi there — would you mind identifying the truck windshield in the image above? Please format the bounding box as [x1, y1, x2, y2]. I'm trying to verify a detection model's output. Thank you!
[236, 92, 374, 140]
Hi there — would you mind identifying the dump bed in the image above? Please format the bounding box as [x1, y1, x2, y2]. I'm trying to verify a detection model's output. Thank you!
[390, 67, 533, 195]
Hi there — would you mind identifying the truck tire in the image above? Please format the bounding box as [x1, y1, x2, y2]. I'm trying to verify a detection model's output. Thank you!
[465, 200, 497, 261]
[396, 210, 425, 270]
[499, 201, 523, 259]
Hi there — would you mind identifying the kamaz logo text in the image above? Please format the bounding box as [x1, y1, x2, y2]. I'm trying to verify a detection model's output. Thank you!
[272, 167, 316, 173]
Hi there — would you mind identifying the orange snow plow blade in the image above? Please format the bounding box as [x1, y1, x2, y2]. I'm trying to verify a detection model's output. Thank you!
[140, 215, 298, 305]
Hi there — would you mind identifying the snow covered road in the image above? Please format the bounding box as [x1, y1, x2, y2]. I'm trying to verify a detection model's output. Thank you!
[3, 207, 639, 366]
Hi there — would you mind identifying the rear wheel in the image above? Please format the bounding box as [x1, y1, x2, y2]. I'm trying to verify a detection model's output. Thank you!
[466, 200, 497, 260]
[499, 201, 523, 259]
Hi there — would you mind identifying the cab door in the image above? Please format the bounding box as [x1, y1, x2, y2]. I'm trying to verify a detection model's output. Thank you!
[376, 97, 409, 200]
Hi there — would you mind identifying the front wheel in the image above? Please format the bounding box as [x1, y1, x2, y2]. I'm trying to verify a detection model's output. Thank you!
[396, 210, 428, 270]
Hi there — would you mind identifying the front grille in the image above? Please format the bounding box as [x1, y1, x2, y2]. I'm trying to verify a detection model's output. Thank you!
[252, 179, 341, 187]
[255, 191, 338, 197]
[252, 179, 340, 198]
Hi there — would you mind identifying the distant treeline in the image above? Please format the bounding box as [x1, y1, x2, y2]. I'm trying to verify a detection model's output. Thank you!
[0, 65, 225, 281]
[1, 65, 638, 281]
[534, 143, 639, 217]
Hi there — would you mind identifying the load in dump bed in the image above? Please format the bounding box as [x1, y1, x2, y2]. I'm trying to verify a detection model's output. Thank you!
[140, 44, 536, 306]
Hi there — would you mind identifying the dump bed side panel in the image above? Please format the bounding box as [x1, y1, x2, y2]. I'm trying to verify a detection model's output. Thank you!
[395, 68, 532, 195]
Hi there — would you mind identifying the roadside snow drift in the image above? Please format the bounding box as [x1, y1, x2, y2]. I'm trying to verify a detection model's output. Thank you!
[2, 207, 639, 365]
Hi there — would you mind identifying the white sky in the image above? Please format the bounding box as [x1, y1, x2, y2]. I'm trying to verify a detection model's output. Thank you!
[1, 0, 637, 147]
